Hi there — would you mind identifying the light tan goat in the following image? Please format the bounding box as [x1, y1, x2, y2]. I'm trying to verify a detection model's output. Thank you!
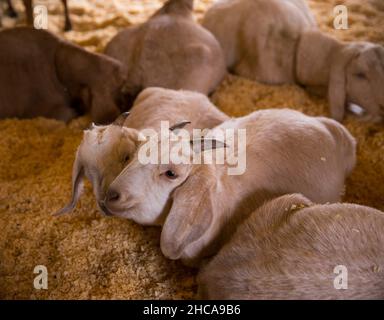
[104, 0, 226, 104]
[198, 193, 384, 299]
[105, 108, 356, 265]
[202, 0, 384, 122]
[54, 87, 228, 216]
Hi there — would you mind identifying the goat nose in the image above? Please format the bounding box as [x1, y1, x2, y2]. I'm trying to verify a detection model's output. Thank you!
[106, 189, 120, 202]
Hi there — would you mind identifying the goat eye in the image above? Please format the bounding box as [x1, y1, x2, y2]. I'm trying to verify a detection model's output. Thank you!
[164, 170, 178, 179]
[122, 154, 130, 163]
[355, 72, 367, 79]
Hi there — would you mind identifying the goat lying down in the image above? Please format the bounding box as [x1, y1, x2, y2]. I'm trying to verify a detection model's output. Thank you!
[54, 87, 229, 216]
[104, 0, 226, 102]
[0, 27, 126, 123]
[104, 108, 356, 265]
[198, 193, 384, 299]
[202, 0, 384, 122]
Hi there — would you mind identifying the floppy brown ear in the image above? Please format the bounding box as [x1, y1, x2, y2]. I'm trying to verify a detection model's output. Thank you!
[55, 42, 98, 89]
[53, 149, 84, 216]
[328, 46, 359, 121]
[160, 167, 216, 260]
[79, 87, 120, 124]
[55, 42, 122, 124]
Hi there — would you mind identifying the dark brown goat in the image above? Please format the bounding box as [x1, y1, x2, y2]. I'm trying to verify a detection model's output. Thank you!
[0, 27, 127, 123]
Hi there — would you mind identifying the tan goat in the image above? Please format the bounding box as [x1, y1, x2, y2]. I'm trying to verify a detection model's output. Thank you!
[104, 0, 226, 103]
[105, 108, 356, 265]
[198, 193, 384, 299]
[54, 87, 228, 216]
[202, 0, 384, 122]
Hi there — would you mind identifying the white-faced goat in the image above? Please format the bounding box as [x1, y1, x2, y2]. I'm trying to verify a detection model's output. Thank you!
[54, 87, 228, 216]
[104, 108, 356, 265]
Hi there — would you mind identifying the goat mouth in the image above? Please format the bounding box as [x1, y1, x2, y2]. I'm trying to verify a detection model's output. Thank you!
[102, 202, 136, 217]
[98, 202, 114, 216]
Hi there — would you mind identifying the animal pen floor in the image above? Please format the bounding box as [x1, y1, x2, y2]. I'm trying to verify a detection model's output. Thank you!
[0, 0, 383, 299]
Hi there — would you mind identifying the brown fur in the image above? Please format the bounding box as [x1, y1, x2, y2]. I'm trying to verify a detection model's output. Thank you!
[0, 27, 126, 123]
[198, 193, 384, 299]
[0, 0, 18, 24]
[202, 0, 317, 84]
[297, 30, 384, 122]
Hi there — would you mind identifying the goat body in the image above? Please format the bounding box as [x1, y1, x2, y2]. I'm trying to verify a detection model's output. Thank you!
[198, 193, 384, 299]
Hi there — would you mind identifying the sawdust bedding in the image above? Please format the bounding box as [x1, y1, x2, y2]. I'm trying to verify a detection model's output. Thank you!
[0, 0, 383, 299]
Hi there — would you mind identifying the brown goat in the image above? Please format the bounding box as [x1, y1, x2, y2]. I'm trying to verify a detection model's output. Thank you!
[198, 193, 384, 299]
[0, 27, 127, 123]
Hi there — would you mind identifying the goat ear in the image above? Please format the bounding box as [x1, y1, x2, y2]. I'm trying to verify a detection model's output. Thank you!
[55, 43, 120, 124]
[113, 112, 130, 126]
[328, 46, 359, 121]
[53, 149, 84, 216]
[55, 42, 95, 86]
[160, 167, 216, 260]
[90, 97, 121, 124]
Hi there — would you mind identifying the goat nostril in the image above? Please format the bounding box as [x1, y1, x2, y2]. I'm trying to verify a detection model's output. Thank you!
[107, 189, 120, 202]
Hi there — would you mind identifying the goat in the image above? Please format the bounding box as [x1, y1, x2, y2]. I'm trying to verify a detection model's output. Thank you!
[104, 108, 356, 265]
[202, 0, 384, 122]
[54, 87, 229, 216]
[0, 27, 126, 123]
[104, 0, 226, 104]
[198, 193, 384, 299]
